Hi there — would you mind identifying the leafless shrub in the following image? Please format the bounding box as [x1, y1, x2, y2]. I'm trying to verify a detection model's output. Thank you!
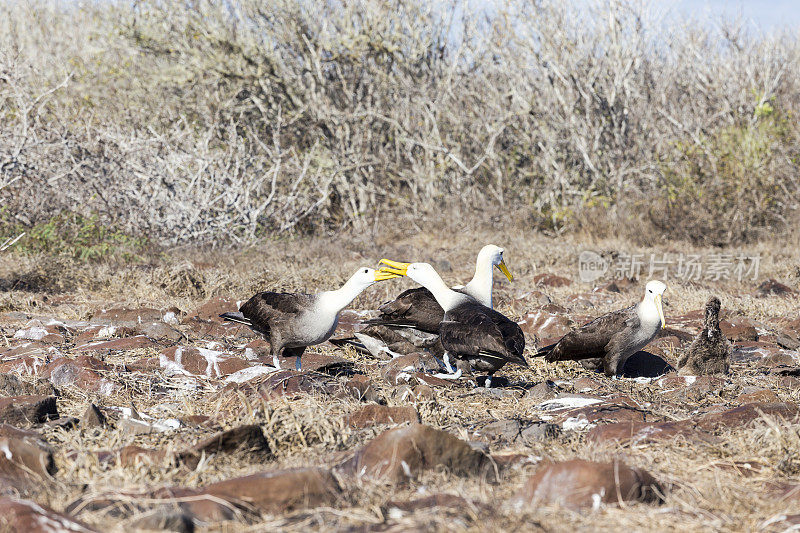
[0, 0, 798, 246]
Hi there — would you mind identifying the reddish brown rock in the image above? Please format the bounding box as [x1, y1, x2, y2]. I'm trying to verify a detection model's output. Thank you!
[347, 405, 419, 428]
[159, 346, 251, 379]
[696, 402, 800, 431]
[720, 318, 759, 342]
[513, 290, 552, 306]
[341, 375, 380, 403]
[0, 396, 58, 426]
[135, 322, 183, 342]
[533, 273, 572, 288]
[517, 310, 573, 342]
[338, 423, 495, 484]
[755, 279, 795, 297]
[91, 307, 164, 325]
[0, 427, 55, 495]
[117, 445, 169, 467]
[12, 322, 66, 344]
[657, 375, 725, 401]
[39, 356, 118, 395]
[586, 419, 705, 445]
[0, 497, 96, 532]
[737, 389, 780, 404]
[0, 431, 55, 478]
[201, 467, 341, 513]
[513, 459, 664, 510]
[273, 352, 352, 375]
[189, 297, 240, 322]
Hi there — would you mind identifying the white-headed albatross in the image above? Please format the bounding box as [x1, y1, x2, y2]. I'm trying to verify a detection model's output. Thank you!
[220, 267, 400, 370]
[364, 245, 513, 333]
[378, 260, 527, 386]
[536, 281, 667, 376]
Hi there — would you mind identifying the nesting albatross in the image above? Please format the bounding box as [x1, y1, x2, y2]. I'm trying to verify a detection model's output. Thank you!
[536, 281, 667, 376]
[677, 296, 730, 375]
[378, 260, 527, 386]
[220, 267, 400, 370]
[364, 245, 513, 333]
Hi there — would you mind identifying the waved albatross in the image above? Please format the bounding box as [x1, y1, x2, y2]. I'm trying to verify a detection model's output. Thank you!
[677, 296, 730, 375]
[364, 245, 513, 333]
[537, 281, 667, 376]
[220, 267, 400, 370]
[379, 260, 526, 386]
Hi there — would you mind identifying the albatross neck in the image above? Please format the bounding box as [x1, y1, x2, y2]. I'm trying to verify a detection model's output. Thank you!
[318, 279, 370, 316]
[416, 271, 467, 313]
[463, 256, 494, 308]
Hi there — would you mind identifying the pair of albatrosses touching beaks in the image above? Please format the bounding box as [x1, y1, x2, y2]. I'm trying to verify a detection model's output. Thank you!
[377, 256, 526, 387]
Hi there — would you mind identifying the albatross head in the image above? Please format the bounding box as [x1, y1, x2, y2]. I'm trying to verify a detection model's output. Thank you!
[478, 244, 513, 282]
[378, 260, 439, 286]
[642, 280, 667, 328]
[347, 267, 402, 289]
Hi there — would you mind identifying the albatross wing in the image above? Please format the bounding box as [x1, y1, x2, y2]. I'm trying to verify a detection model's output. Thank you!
[441, 305, 527, 368]
[364, 287, 445, 333]
[540, 305, 637, 362]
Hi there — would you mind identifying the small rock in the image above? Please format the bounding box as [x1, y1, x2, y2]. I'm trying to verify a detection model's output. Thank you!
[82, 403, 107, 429]
[533, 273, 572, 288]
[201, 467, 341, 514]
[339, 423, 496, 484]
[525, 381, 559, 402]
[513, 459, 664, 510]
[737, 389, 780, 404]
[720, 318, 759, 342]
[0, 395, 58, 426]
[755, 279, 795, 297]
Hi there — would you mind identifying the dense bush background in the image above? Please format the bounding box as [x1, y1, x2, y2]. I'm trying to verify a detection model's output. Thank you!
[1, 0, 798, 249]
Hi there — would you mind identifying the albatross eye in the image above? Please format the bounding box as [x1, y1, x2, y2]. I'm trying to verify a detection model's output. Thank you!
[363, 269, 369, 274]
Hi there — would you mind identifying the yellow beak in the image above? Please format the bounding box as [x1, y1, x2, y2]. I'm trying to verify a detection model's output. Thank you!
[374, 269, 402, 281]
[496, 259, 513, 282]
[378, 258, 411, 276]
[655, 294, 665, 328]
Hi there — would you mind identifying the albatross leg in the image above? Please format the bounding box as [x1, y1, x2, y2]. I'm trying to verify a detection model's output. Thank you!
[295, 355, 302, 371]
[484, 375, 492, 388]
[272, 353, 281, 370]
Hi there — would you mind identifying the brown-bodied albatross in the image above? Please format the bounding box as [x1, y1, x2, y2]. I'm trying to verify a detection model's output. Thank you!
[536, 281, 667, 376]
[677, 296, 730, 375]
[364, 245, 513, 333]
[220, 267, 400, 370]
[379, 260, 526, 386]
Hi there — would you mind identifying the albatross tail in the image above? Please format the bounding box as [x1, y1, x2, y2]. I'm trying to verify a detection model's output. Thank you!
[219, 312, 252, 326]
[535, 342, 558, 360]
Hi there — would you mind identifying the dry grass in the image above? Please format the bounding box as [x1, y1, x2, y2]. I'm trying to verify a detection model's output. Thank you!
[0, 230, 798, 531]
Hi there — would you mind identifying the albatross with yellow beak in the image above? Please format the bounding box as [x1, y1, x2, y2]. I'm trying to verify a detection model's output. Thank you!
[364, 245, 514, 333]
[536, 280, 667, 376]
[378, 260, 527, 386]
[220, 267, 401, 371]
